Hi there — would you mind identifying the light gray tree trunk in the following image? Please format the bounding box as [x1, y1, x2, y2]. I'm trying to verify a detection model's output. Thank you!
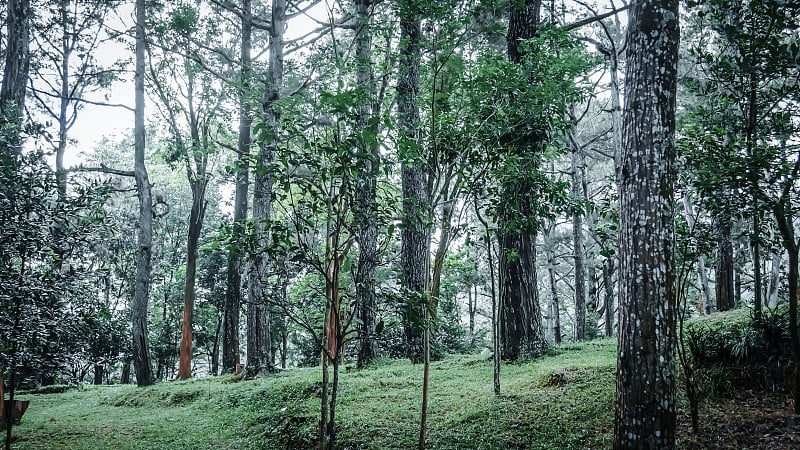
[544, 221, 561, 344]
[571, 135, 587, 341]
[767, 250, 783, 308]
[682, 194, 712, 314]
[613, 0, 679, 446]
[131, 0, 155, 387]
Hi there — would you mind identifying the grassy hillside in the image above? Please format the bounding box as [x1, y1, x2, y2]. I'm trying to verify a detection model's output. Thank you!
[9, 339, 616, 450]
[10, 332, 798, 449]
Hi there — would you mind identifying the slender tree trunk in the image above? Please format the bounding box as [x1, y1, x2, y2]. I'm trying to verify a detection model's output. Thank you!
[398, 0, 429, 364]
[223, 0, 252, 374]
[603, 259, 615, 337]
[475, 201, 500, 395]
[353, 0, 380, 369]
[545, 222, 561, 344]
[682, 195, 712, 314]
[177, 182, 207, 380]
[613, 0, 679, 446]
[571, 138, 587, 341]
[752, 207, 763, 315]
[55, 0, 72, 198]
[131, 0, 155, 388]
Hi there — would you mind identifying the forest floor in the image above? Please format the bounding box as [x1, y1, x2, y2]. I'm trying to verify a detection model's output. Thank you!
[5, 337, 799, 449]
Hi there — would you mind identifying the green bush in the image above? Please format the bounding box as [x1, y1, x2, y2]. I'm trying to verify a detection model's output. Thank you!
[684, 305, 792, 394]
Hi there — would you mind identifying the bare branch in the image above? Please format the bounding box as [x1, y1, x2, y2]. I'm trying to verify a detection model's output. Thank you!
[562, 3, 632, 33]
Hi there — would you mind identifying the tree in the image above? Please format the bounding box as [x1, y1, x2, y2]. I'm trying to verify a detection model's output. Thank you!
[352, 0, 381, 370]
[613, 0, 679, 447]
[131, 0, 155, 387]
[498, 0, 547, 361]
[242, 0, 287, 379]
[397, 0, 429, 365]
[223, 0, 253, 374]
[0, 149, 108, 448]
[146, 2, 224, 381]
[28, 0, 120, 198]
[0, 0, 31, 128]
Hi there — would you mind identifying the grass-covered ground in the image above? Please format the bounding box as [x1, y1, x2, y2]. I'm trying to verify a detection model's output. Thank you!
[10, 339, 616, 449]
[7, 334, 800, 449]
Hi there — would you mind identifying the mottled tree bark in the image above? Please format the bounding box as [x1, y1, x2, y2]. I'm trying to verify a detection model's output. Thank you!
[353, 0, 380, 369]
[398, 1, 429, 364]
[131, 0, 155, 387]
[613, 0, 679, 446]
[498, 0, 548, 361]
[223, 0, 253, 374]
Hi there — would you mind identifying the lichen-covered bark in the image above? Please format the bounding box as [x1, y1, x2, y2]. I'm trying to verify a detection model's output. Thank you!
[397, 1, 429, 364]
[131, 0, 155, 387]
[614, 0, 679, 447]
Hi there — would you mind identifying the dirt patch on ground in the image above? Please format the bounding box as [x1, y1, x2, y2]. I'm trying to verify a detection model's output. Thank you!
[677, 390, 800, 449]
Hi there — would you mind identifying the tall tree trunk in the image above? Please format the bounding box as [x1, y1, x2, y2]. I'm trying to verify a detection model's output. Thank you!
[613, 0, 679, 446]
[499, 0, 548, 361]
[177, 176, 207, 380]
[55, 0, 72, 198]
[131, 0, 155, 388]
[545, 226, 561, 345]
[223, 0, 253, 374]
[353, 0, 380, 369]
[0, 0, 30, 123]
[715, 216, 735, 311]
[398, 0, 428, 364]
[175, 50, 211, 381]
[571, 138, 587, 341]
[244, 0, 286, 379]
[499, 233, 546, 359]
